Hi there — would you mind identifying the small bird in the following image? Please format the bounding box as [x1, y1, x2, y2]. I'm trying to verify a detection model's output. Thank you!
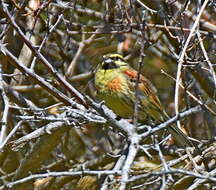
[94, 53, 193, 147]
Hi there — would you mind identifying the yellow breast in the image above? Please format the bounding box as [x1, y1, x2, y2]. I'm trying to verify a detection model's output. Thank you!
[95, 69, 134, 118]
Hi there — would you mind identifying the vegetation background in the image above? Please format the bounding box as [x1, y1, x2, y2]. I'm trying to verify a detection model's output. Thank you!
[0, 0, 216, 189]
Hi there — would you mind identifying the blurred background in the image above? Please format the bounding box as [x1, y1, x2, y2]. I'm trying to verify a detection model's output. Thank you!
[0, 0, 216, 189]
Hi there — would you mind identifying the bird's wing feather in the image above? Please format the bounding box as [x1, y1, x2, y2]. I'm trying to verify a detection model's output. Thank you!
[122, 68, 193, 147]
[122, 68, 164, 121]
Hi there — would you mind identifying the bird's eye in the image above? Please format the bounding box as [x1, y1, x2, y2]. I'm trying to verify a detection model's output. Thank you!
[114, 56, 125, 62]
[102, 61, 119, 70]
[113, 56, 120, 61]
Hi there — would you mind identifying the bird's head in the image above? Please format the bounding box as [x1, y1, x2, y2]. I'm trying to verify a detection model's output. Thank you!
[99, 54, 128, 71]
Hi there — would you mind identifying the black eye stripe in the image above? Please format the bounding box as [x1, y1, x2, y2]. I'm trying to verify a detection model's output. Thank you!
[111, 56, 124, 61]
[102, 61, 120, 70]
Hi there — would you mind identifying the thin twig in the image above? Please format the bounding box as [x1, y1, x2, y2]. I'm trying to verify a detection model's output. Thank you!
[0, 1, 87, 107]
[0, 120, 23, 151]
[0, 65, 9, 144]
[174, 0, 210, 129]
[196, 30, 216, 100]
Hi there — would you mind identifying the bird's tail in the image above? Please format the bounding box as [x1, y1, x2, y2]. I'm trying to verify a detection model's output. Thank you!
[169, 125, 194, 147]
[162, 111, 194, 147]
